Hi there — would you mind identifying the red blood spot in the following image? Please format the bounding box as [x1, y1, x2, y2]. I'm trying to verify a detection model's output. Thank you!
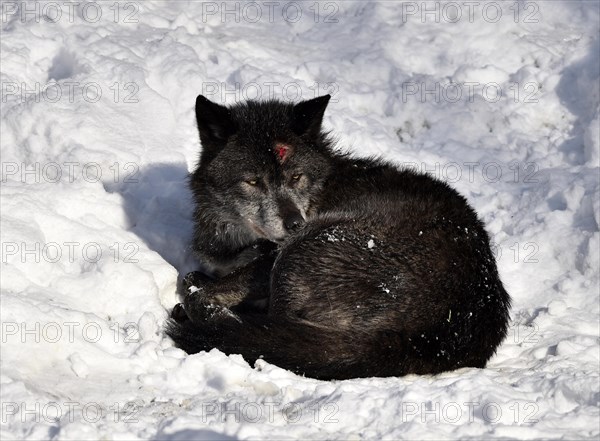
[275, 143, 290, 162]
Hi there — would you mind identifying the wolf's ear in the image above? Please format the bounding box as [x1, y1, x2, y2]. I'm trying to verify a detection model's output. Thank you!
[195, 95, 235, 145]
[292, 94, 330, 137]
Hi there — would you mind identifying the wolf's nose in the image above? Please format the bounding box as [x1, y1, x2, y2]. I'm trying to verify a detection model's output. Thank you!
[284, 212, 305, 232]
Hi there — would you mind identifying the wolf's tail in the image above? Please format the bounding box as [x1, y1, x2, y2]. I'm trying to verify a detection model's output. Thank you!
[165, 314, 417, 380]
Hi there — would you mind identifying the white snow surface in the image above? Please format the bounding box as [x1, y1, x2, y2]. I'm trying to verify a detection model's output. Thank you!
[1, 1, 599, 439]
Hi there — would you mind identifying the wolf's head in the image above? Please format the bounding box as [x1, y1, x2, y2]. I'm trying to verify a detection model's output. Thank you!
[191, 94, 333, 243]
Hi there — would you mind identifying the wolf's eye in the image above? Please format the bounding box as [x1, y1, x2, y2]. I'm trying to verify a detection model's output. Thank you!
[245, 179, 258, 186]
[292, 174, 302, 181]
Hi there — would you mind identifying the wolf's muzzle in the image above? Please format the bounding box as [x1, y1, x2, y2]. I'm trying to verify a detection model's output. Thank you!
[278, 199, 305, 233]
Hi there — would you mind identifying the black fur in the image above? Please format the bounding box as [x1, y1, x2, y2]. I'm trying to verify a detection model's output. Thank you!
[165, 94, 511, 381]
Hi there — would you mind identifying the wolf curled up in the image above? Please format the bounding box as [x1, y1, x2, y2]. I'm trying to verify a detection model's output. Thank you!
[165, 94, 511, 381]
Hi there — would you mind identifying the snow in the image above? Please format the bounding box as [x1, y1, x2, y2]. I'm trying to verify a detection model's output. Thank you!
[1, 1, 599, 439]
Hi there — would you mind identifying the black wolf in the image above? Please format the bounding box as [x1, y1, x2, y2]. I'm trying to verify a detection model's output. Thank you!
[166, 94, 511, 381]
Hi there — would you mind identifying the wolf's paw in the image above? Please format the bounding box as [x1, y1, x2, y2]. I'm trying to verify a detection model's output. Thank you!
[182, 271, 213, 294]
[170, 303, 190, 323]
[183, 295, 240, 323]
